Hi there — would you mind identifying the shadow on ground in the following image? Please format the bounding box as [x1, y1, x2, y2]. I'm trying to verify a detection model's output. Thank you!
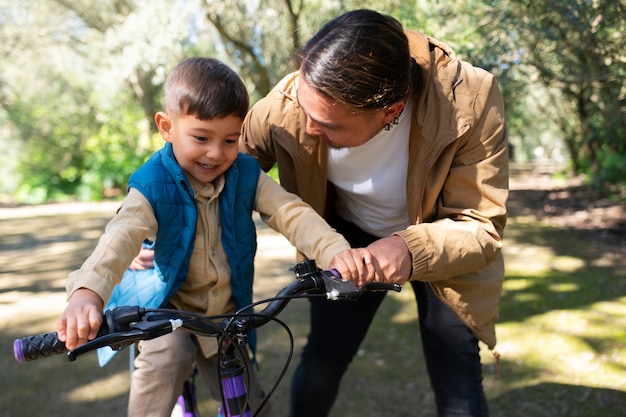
[491, 383, 626, 417]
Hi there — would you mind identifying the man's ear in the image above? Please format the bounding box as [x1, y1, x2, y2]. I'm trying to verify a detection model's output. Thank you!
[155, 112, 173, 142]
[385, 101, 406, 119]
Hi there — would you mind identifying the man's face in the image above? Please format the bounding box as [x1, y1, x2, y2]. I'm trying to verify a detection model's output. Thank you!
[296, 76, 388, 149]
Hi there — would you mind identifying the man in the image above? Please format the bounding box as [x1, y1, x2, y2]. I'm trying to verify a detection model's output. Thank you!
[240, 9, 508, 417]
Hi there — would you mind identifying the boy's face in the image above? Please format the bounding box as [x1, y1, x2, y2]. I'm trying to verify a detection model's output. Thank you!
[156, 112, 242, 184]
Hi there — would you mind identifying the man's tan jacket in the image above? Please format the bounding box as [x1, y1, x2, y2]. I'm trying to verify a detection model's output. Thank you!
[241, 30, 509, 349]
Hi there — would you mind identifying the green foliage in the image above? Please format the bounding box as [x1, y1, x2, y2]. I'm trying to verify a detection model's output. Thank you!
[1, 0, 625, 203]
[8, 76, 98, 203]
[595, 145, 626, 188]
[486, 0, 626, 191]
[5, 65, 158, 203]
[80, 101, 160, 201]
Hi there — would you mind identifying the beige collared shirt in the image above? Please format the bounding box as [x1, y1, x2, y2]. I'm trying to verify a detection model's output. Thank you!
[172, 175, 235, 357]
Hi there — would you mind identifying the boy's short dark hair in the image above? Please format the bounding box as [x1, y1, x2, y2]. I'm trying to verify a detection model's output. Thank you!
[164, 57, 249, 120]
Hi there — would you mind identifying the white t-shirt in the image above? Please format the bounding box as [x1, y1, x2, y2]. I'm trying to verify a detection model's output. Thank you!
[327, 102, 412, 237]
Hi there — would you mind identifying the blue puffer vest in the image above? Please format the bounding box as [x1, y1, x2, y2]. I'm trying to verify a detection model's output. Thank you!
[98, 143, 259, 366]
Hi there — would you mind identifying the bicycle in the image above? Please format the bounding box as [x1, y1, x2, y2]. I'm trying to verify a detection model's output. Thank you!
[13, 260, 401, 417]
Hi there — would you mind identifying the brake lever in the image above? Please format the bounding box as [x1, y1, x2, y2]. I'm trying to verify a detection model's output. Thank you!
[320, 270, 360, 300]
[67, 318, 175, 361]
[320, 270, 401, 300]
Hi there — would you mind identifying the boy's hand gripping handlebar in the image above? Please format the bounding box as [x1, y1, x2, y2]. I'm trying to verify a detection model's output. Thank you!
[291, 260, 399, 300]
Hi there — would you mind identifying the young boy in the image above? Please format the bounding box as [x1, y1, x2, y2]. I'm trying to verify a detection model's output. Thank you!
[56, 57, 372, 417]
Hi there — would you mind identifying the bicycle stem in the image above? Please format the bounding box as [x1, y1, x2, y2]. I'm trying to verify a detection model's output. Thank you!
[218, 343, 252, 417]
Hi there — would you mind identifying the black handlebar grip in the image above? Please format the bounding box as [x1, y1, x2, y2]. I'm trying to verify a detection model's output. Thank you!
[14, 332, 67, 363]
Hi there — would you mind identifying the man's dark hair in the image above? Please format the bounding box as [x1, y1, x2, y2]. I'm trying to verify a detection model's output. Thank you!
[297, 9, 422, 110]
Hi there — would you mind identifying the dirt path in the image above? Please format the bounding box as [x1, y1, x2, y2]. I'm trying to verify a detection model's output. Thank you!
[508, 164, 625, 254]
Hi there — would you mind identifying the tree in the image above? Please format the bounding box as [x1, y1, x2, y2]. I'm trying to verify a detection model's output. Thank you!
[201, 0, 346, 100]
[2, 0, 624, 202]
[0, 0, 216, 201]
[487, 0, 626, 188]
[0, 0, 103, 201]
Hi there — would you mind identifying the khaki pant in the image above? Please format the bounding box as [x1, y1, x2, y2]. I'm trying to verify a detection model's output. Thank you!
[128, 330, 269, 416]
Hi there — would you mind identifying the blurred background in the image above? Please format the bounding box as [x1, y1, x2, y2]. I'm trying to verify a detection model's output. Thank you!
[0, 0, 624, 204]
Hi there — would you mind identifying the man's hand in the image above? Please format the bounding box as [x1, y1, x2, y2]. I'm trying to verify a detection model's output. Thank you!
[365, 235, 411, 285]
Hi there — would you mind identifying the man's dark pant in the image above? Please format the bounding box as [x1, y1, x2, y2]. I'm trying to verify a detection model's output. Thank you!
[288, 216, 489, 417]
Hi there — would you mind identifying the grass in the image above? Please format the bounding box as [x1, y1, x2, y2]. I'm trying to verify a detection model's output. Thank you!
[484, 219, 626, 417]
[1, 198, 625, 416]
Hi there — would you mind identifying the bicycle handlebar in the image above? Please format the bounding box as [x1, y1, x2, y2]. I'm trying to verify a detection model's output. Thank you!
[14, 260, 401, 363]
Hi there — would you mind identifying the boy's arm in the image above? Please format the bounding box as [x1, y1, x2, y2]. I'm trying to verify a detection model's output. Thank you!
[255, 171, 350, 268]
[65, 188, 157, 303]
[255, 174, 385, 284]
[59, 188, 157, 349]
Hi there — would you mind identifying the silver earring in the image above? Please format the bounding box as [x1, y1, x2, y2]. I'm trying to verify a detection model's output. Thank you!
[384, 123, 391, 131]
